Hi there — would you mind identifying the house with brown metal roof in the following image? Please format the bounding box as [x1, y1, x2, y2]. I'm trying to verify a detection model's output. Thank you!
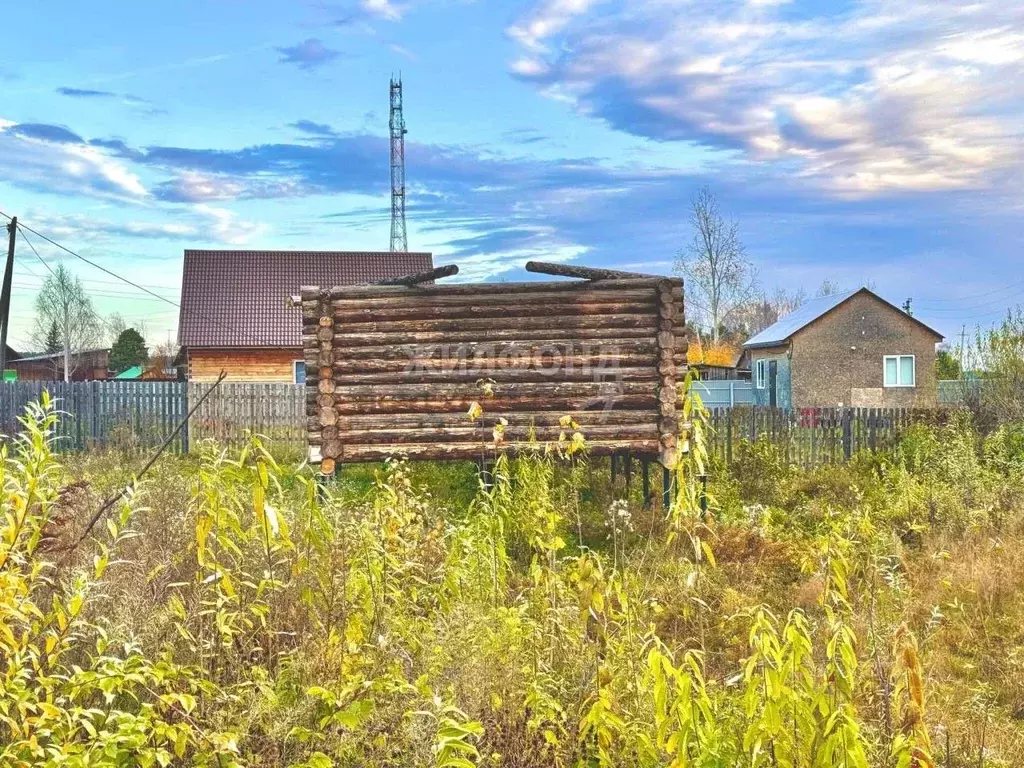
[177, 250, 433, 382]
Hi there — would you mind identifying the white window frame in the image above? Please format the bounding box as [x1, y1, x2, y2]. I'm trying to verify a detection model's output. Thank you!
[293, 360, 306, 384]
[883, 354, 915, 388]
[755, 359, 767, 390]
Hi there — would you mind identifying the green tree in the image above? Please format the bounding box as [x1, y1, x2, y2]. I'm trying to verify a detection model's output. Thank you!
[109, 328, 149, 373]
[936, 346, 962, 380]
[44, 322, 61, 354]
[972, 307, 1024, 421]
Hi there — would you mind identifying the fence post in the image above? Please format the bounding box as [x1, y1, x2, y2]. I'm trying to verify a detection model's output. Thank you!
[842, 408, 853, 461]
[181, 382, 190, 454]
[726, 408, 733, 465]
[729, 380, 735, 407]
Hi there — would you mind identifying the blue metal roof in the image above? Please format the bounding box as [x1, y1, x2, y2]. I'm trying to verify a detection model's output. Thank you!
[743, 288, 863, 348]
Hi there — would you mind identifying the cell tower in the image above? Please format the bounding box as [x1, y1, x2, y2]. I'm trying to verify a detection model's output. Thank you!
[389, 76, 408, 253]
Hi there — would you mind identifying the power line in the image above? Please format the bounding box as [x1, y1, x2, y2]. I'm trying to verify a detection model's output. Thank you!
[914, 277, 1024, 305]
[13, 260, 41, 281]
[0, 210, 180, 311]
[912, 286, 1024, 314]
[16, 225, 56, 276]
[10, 279, 179, 303]
[0, 213, 264, 358]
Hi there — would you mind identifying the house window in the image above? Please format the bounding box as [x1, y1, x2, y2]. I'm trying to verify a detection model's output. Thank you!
[293, 360, 306, 384]
[755, 359, 767, 389]
[883, 355, 915, 387]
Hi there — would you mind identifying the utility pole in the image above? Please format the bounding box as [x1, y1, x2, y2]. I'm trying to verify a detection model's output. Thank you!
[0, 216, 16, 377]
[959, 324, 967, 374]
[902, 297, 913, 316]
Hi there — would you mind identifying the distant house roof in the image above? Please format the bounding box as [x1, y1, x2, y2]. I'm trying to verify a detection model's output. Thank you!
[744, 287, 943, 349]
[11, 347, 109, 362]
[178, 250, 434, 348]
[113, 365, 143, 379]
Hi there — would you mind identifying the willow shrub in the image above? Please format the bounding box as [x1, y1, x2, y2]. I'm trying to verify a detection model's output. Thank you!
[1, 393, 949, 767]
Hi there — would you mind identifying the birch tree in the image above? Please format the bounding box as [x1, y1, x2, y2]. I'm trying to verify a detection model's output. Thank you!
[675, 186, 758, 343]
[32, 263, 102, 382]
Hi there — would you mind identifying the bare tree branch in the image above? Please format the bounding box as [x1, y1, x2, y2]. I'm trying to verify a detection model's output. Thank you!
[31, 264, 103, 382]
[732, 286, 807, 338]
[674, 186, 758, 343]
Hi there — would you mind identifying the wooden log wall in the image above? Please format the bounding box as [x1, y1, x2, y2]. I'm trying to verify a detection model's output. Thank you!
[300, 276, 687, 472]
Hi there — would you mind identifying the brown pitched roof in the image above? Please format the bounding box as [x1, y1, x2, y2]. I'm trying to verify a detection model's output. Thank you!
[178, 250, 433, 348]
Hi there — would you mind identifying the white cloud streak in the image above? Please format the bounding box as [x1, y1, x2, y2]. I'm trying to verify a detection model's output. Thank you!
[361, 0, 404, 21]
[0, 119, 149, 200]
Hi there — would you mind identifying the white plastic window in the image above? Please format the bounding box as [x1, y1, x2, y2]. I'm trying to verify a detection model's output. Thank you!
[755, 359, 767, 389]
[883, 355, 915, 387]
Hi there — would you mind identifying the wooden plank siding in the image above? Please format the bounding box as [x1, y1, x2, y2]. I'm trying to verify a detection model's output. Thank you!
[187, 348, 303, 382]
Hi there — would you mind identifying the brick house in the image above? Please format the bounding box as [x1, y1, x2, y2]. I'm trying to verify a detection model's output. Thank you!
[742, 288, 943, 408]
[178, 250, 433, 382]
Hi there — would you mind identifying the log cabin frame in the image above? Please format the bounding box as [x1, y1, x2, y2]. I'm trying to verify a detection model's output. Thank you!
[297, 262, 687, 473]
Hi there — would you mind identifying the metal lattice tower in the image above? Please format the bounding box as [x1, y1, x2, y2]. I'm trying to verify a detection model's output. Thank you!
[389, 76, 408, 253]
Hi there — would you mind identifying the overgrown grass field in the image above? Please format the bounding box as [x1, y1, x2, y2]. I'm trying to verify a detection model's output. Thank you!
[3, 394, 1024, 767]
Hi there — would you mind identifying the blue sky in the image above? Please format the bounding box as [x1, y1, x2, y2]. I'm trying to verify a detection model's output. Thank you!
[0, 0, 1021, 349]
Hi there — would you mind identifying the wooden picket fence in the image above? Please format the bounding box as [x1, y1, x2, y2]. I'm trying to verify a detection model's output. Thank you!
[705, 406, 936, 468]
[0, 382, 939, 467]
[0, 381, 190, 452]
[189, 382, 306, 449]
[0, 381, 306, 453]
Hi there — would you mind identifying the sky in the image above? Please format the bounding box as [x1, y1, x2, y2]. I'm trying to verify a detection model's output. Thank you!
[0, 0, 1021, 350]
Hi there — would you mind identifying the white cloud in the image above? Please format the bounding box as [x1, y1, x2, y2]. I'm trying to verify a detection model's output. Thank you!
[361, 0, 403, 21]
[446, 240, 586, 283]
[193, 204, 268, 246]
[63, 143, 148, 198]
[507, 0, 609, 52]
[0, 119, 149, 200]
[508, 0, 1024, 195]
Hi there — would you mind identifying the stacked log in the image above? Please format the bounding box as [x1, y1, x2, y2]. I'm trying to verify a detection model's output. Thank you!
[301, 275, 687, 471]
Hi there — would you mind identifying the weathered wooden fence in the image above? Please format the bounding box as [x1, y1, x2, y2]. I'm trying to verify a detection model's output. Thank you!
[0, 381, 305, 452]
[706, 406, 933, 468]
[0, 383, 939, 467]
[189, 382, 305, 448]
[0, 381, 189, 452]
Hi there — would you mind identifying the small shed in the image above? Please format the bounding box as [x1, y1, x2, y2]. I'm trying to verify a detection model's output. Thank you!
[743, 288, 943, 408]
[7, 348, 110, 381]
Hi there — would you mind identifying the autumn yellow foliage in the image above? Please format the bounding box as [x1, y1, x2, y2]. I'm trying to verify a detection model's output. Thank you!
[687, 337, 739, 367]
